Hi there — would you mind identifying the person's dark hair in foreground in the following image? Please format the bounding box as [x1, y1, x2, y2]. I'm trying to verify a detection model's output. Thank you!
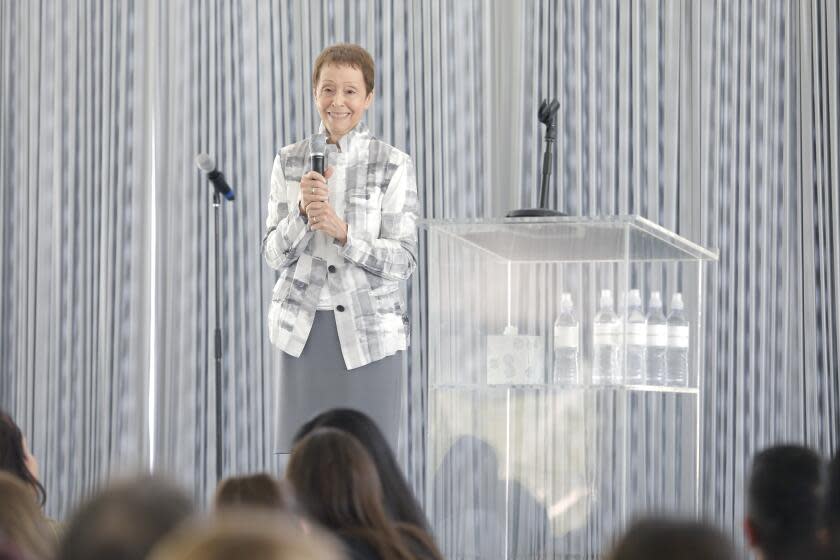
[745, 444, 826, 559]
[58, 476, 194, 560]
[214, 473, 293, 513]
[607, 517, 736, 560]
[825, 452, 840, 558]
[293, 408, 430, 530]
[0, 541, 27, 560]
[287, 428, 443, 560]
[0, 410, 46, 506]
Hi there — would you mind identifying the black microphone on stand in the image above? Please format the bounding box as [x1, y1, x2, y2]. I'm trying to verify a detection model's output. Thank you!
[507, 98, 565, 218]
[536, 99, 561, 209]
[195, 154, 235, 201]
[310, 133, 327, 175]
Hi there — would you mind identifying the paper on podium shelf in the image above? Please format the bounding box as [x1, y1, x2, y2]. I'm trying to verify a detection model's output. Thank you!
[486, 326, 545, 385]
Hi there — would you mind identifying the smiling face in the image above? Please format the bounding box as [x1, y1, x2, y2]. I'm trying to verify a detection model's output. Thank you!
[314, 64, 373, 144]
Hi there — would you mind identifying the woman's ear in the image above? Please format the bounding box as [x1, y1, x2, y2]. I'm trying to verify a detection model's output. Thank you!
[364, 89, 374, 109]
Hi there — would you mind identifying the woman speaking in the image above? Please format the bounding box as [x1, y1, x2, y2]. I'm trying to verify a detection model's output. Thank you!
[262, 44, 418, 452]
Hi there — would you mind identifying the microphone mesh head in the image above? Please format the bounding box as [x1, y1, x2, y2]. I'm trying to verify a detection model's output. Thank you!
[310, 134, 327, 157]
[195, 153, 215, 172]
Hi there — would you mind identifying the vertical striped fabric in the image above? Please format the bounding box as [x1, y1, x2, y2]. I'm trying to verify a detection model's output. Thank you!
[698, 0, 840, 547]
[0, 1, 836, 548]
[518, 0, 839, 551]
[0, 0, 151, 519]
[517, 0, 687, 222]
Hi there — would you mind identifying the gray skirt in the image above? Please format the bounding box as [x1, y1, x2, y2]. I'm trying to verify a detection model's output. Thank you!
[275, 311, 404, 454]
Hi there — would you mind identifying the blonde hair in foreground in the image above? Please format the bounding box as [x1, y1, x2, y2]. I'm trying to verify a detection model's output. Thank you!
[0, 471, 55, 559]
[149, 511, 343, 560]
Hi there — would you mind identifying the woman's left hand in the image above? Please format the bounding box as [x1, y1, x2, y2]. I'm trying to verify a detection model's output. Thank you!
[307, 201, 348, 246]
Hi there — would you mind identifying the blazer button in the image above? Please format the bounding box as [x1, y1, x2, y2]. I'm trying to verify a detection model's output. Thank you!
[336, 305, 345, 312]
[328, 265, 337, 273]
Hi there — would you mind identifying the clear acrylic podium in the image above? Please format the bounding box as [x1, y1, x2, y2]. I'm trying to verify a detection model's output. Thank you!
[420, 216, 718, 560]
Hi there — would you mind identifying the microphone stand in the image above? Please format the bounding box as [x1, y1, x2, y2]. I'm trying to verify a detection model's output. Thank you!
[212, 188, 223, 484]
[507, 98, 566, 218]
[195, 154, 234, 485]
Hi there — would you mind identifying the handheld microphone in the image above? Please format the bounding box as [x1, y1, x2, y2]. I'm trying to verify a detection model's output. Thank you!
[310, 134, 327, 176]
[195, 153, 235, 201]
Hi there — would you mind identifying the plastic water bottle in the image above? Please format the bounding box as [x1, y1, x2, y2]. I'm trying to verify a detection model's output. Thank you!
[645, 291, 668, 385]
[553, 293, 580, 385]
[592, 290, 621, 384]
[667, 293, 690, 386]
[624, 289, 647, 384]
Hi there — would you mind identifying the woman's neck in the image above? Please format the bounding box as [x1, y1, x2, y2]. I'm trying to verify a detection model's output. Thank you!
[327, 135, 343, 151]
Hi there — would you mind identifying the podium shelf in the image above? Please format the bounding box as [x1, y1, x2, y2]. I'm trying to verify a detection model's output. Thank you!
[420, 215, 718, 263]
[430, 383, 700, 395]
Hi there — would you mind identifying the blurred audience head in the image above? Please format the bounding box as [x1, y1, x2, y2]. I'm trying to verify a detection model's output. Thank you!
[287, 427, 393, 531]
[745, 444, 825, 559]
[0, 472, 55, 560]
[826, 452, 840, 557]
[0, 543, 26, 560]
[287, 427, 442, 560]
[149, 512, 342, 560]
[214, 473, 293, 513]
[0, 410, 45, 506]
[607, 517, 736, 560]
[293, 408, 429, 529]
[58, 476, 194, 560]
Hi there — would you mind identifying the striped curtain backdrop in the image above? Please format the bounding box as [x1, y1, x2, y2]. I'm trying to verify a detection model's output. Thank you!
[151, 0, 490, 502]
[517, 0, 839, 549]
[1, 0, 836, 546]
[698, 0, 840, 546]
[515, 0, 692, 223]
[0, 0, 151, 519]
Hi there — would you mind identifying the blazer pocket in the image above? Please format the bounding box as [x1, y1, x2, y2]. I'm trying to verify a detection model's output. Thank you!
[371, 285, 402, 315]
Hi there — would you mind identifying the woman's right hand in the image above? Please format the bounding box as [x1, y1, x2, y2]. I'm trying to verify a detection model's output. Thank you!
[299, 167, 334, 215]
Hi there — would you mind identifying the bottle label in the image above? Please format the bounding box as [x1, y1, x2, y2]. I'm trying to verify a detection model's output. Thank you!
[647, 325, 668, 347]
[593, 323, 620, 346]
[669, 325, 690, 348]
[625, 323, 647, 346]
[554, 325, 579, 348]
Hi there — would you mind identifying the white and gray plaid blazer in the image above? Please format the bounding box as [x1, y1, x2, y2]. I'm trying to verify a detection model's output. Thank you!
[262, 122, 418, 369]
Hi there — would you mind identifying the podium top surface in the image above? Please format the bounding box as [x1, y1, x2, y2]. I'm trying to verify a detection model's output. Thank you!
[419, 215, 719, 263]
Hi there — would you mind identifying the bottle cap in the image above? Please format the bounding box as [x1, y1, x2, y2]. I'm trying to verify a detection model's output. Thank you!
[628, 289, 642, 307]
[671, 292, 684, 310]
[560, 292, 574, 311]
[649, 291, 662, 308]
[599, 289, 613, 309]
